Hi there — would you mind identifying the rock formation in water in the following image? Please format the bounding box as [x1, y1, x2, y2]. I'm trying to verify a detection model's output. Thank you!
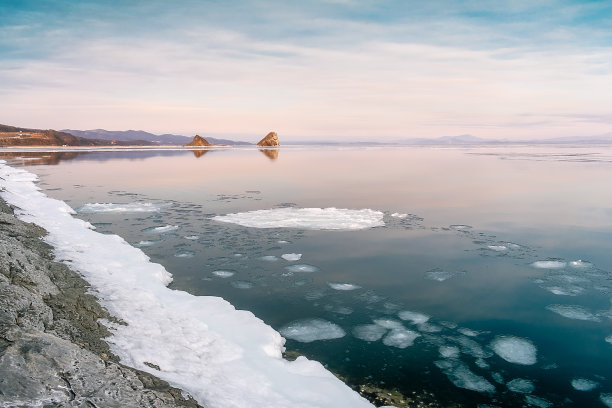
[257, 132, 280, 147]
[186, 134, 212, 147]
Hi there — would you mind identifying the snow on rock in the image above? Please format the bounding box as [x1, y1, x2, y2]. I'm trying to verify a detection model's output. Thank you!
[490, 336, 537, 365]
[0, 162, 374, 408]
[213, 207, 384, 230]
[279, 319, 346, 343]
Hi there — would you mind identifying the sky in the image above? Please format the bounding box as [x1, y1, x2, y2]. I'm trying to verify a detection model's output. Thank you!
[1, 0, 611, 142]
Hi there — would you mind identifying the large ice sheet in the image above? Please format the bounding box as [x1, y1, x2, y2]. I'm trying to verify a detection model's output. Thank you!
[213, 207, 384, 230]
[571, 378, 599, 391]
[0, 163, 373, 408]
[490, 336, 537, 365]
[77, 202, 169, 213]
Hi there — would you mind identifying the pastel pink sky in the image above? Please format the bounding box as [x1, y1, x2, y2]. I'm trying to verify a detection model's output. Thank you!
[1, 1, 611, 142]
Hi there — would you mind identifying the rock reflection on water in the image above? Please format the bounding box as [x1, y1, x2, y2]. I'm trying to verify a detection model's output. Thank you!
[190, 149, 210, 158]
[259, 148, 279, 161]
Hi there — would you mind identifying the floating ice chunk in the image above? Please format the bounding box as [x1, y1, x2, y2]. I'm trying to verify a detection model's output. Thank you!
[134, 240, 158, 247]
[492, 372, 505, 384]
[490, 336, 537, 365]
[475, 358, 489, 369]
[213, 207, 385, 230]
[281, 253, 302, 261]
[352, 324, 388, 342]
[458, 328, 480, 337]
[285, 264, 320, 273]
[601, 393, 612, 408]
[425, 269, 457, 282]
[488, 245, 507, 252]
[452, 336, 492, 359]
[382, 328, 420, 348]
[506, 243, 521, 249]
[77, 202, 169, 213]
[571, 378, 599, 391]
[545, 304, 600, 322]
[398, 310, 430, 324]
[174, 251, 195, 258]
[507, 378, 535, 394]
[606, 335, 612, 344]
[260, 255, 279, 262]
[544, 286, 585, 296]
[231, 280, 254, 289]
[277, 240, 289, 244]
[450, 225, 472, 230]
[434, 359, 495, 393]
[417, 323, 443, 333]
[145, 225, 179, 234]
[328, 283, 361, 291]
[212, 270, 235, 278]
[569, 260, 592, 269]
[531, 260, 566, 269]
[391, 212, 407, 218]
[280, 319, 346, 343]
[184, 235, 200, 240]
[373, 318, 405, 330]
[524, 395, 552, 408]
[332, 306, 354, 315]
[439, 345, 460, 359]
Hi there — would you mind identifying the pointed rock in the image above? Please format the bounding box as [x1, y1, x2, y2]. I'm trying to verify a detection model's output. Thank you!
[186, 135, 211, 147]
[257, 132, 279, 147]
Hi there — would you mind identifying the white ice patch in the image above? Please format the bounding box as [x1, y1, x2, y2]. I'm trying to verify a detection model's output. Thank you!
[457, 328, 480, 337]
[213, 207, 384, 230]
[0, 164, 374, 408]
[146, 225, 179, 234]
[425, 269, 457, 282]
[212, 270, 235, 278]
[434, 359, 495, 393]
[507, 378, 535, 394]
[352, 324, 388, 342]
[439, 345, 460, 359]
[281, 253, 302, 261]
[77, 202, 169, 213]
[606, 335, 612, 344]
[531, 260, 566, 269]
[571, 378, 599, 391]
[545, 304, 600, 322]
[260, 255, 279, 262]
[601, 394, 612, 408]
[544, 286, 585, 296]
[231, 281, 254, 289]
[285, 264, 320, 273]
[391, 212, 407, 218]
[382, 328, 420, 349]
[490, 336, 537, 365]
[184, 235, 200, 240]
[398, 310, 430, 324]
[373, 318, 405, 331]
[328, 283, 361, 291]
[449, 225, 472, 230]
[279, 319, 346, 343]
[487, 245, 507, 252]
[569, 260, 592, 269]
[134, 240, 158, 247]
[174, 251, 195, 258]
[524, 395, 552, 408]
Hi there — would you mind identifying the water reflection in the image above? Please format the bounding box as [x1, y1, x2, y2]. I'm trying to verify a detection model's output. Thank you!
[190, 149, 210, 158]
[259, 148, 279, 161]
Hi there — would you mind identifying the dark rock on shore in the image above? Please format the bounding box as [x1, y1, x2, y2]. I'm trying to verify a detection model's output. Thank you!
[186, 135, 212, 147]
[257, 132, 279, 147]
[0, 199, 202, 408]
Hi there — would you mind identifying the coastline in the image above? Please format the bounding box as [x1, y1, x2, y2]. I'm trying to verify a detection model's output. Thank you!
[0, 197, 202, 407]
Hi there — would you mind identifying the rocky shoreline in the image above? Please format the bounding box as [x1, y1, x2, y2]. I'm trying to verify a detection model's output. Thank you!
[0, 198, 203, 407]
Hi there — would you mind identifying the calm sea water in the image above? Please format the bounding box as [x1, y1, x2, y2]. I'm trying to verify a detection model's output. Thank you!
[4, 145, 612, 407]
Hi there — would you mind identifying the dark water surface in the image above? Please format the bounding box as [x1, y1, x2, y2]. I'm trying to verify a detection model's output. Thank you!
[3, 145, 612, 407]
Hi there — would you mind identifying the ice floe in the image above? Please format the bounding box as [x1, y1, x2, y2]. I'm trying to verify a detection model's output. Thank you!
[231, 280, 254, 289]
[213, 207, 384, 230]
[144, 225, 180, 234]
[260, 255, 279, 262]
[487, 245, 507, 252]
[0, 163, 374, 408]
[174, 250, 195, 258]
[524, 395, 552, 407]
[398, 310, 430, 324]
[507, 378, 535, 394]
[545, 304, 601, 322]
[424, 269, 459, 282]
[449, 225, 472, 230]
[606, 335, 612, 344]
[184, 235, 200, 240]
[544, 285, 585, 296]
[279, 319, 346, 343]
[281, 253, 302, 261]
[390, 212, 407, 218]
[571, 378, 599, 391]
[373, 318, 405, 330]
[434, 359, 495, 393]
[77, 202, 169, 213]
[328, 283, 361, 291]
[490, 336, 537, 365]
[601, 393, 612, 408]
[352, 324, 388, 342]
[531, 260, 567, 269]
[212, 270, 235, 278]
[285, 264, 320, 273]
[134, 240, 158, 247]
[569, 260, 592, 269]
[382, 328, 420, 348]
[439, 345, 461, 359]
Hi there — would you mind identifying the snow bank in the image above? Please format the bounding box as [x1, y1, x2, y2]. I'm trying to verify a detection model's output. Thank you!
[0, 163, 373, 408]
[213, 207, 384, 230]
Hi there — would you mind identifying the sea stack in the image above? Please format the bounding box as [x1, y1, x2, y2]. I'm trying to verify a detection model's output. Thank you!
[186, 135, 211, 147]
[257, 131, 279, 147]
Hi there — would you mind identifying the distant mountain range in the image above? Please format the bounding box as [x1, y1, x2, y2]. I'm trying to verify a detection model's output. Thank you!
[62, 129, 253, 146]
